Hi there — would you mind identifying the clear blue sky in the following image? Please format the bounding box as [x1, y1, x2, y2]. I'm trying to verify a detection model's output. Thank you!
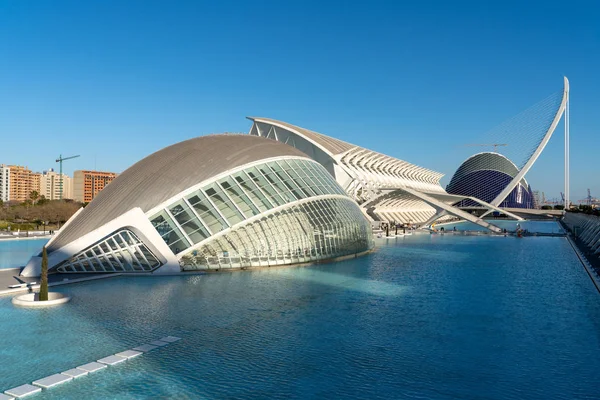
[1, 0, 598, 201]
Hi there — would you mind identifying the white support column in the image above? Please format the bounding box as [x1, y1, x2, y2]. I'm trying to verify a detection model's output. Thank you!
[565, 92, 570, 210]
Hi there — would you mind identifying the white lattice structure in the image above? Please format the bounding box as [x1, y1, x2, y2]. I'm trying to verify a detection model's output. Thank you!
[22, 134, 374, 277]
[248, 117, 512, 232]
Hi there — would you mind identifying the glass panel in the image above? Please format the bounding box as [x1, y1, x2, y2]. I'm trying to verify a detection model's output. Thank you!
[289, 160, 325, 195]
[245, 168, 285, 206]
[268, 162, 304, 200]
[257, 165, 296, 202]
[186, 190, 229, 234]
[204, 184, 245, 226]
[151, 211, 191, 252]
[181, 197, 373, 271]
[106, 238, 118, 251]
[169, 200, 198, 227]
[218, 177, 260, 218]
[182, 218, 210, 244]
[279, 160, 315, 197]
[234, 172, 273, 211]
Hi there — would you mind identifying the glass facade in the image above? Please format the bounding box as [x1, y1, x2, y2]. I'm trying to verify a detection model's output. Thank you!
[54, 229, 162, 273]
[179, 197, 373, 270]
[149, 158, 347, 255]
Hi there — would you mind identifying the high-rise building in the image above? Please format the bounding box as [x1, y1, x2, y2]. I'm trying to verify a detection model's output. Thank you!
[0, 165, 9, 202]
[73, 170, 117, 203]
[532, 190, 541, 209]
[40, 168, 73, 200]
[7, 165, 40, 202]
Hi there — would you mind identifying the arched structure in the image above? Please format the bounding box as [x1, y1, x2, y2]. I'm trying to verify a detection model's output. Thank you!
[248, 117, 510, 232]
[447, 152, 535, 209]
[484, 77, 570, 211]
[22, 134, 374, 277]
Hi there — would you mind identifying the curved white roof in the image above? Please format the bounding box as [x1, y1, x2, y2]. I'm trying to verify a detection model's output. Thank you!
[48, 134, 308, 252]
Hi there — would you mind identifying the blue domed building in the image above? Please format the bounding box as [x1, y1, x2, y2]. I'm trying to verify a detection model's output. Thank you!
[446, 152, 535, 209]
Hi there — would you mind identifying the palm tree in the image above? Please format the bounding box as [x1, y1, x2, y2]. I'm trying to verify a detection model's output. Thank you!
[29, 190, 39, 205]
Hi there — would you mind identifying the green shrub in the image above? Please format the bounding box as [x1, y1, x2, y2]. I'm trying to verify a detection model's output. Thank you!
[39, 246, 49, 301]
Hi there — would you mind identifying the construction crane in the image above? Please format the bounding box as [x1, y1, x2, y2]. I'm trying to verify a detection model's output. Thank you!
[463, 143, 508, 152]
[578, 189, 597, 205]
[55, 154, 80, 200]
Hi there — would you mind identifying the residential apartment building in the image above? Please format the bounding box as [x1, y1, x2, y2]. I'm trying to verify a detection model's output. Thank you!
[0, 165, 9, 202]
[40, 168, 73, 200]
[7, 165, 41, 202]
[73, 170, 117, 203]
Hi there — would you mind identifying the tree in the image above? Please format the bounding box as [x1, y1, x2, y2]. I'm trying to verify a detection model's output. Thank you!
[29, 190, 39, 205]
[39, 246, 49, 301]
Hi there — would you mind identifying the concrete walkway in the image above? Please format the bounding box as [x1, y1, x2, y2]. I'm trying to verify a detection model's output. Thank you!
[0, 268, 120, 296]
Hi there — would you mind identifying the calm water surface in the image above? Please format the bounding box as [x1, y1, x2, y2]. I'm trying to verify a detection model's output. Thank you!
[0, 239, 47, 269]
[442, 219, 564, 233]
[0, 229, 599, 399]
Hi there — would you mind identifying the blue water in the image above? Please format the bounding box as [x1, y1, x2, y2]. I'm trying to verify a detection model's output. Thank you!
[1, 229, 599, 399]
[443, 219, 564, 234]
[0, 239, 48, 269]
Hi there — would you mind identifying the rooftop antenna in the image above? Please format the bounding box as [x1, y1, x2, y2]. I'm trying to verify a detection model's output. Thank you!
[55, 154, 80, 200]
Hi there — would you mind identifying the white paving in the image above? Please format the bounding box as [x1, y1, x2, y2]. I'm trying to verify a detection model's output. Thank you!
[97, 355, 127, 366]
[159, 336, 181, 343]
[4, 384, 41, 398]
[149, 340, 169, 347]
[1, 336, 183, 398]
[76, 362, 107, 373]
[32, 373, 72, 389]
[61, 368, 88, 379]
[115, 350, 142, 359]
[132, 344, 158, 352]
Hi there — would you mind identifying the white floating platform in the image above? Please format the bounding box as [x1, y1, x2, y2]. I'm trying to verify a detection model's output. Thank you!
[149, 340, 169, 347]
[4, 384, 41, 398]
[132, 344, 157, 352]
[7, 282, 37, 289]
[0, 393, 14, 400]
[159, 336, 181, 343]
[61, 368, 88, 379]
[115, 350, 142, 359]
[76, 362, 107, 373]
[97, 355, 126, 366]
[33, 373, 72, 389]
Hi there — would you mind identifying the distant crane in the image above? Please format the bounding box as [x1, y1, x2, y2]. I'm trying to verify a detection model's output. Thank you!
[587, 188, 592, 205]
[578, 189, 596, 205]
[55, 154, 80, 200]
[463, 143, 508, 152]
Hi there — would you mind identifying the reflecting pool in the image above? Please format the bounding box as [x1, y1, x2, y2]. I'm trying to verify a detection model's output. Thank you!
[1, 229, 599, 399]
[443, 219, 564, 234]
[0, 239, 48, 269]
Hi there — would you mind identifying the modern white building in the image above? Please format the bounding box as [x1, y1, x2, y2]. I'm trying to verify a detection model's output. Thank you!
[0, 164, 9, 203]
[247, 78, 570, 230]
[247, 118, 518, 233]
[39, 168, 73, 200]
[22, 76, 570, 278]
[446, 152, 535, 209]
[22, 134, 374, 277]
